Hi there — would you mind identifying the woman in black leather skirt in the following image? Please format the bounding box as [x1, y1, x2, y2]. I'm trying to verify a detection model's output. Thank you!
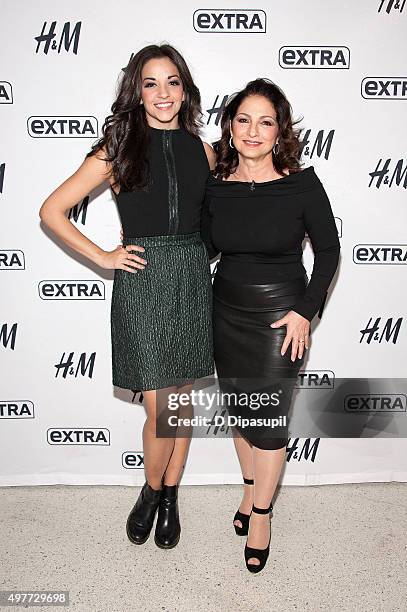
[201, 78, 340, 572]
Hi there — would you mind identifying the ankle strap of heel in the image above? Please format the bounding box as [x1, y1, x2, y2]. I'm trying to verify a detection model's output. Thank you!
[243, 477, 254, 485]
[252, 504, 272, 514]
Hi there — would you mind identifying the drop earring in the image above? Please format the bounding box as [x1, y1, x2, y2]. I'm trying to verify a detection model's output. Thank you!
[229, 136, 235, 149]
[272, 141, 279, 155]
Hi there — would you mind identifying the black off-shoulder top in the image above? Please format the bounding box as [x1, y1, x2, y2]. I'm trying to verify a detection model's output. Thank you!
[200, 166, 340, 321]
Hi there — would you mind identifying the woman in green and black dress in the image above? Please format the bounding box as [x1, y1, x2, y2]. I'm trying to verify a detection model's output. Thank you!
[39, 44, 215, 550]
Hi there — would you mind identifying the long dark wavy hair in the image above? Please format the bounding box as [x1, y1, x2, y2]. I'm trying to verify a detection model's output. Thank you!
[86, 44, 203, 192]
[213, 78, 303, 179]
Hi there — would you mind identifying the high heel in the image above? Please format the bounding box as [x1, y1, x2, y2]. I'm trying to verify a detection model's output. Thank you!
[233, 477, 254, 536]
[126, 481, 162, 545]
[244, 504, 273, 574]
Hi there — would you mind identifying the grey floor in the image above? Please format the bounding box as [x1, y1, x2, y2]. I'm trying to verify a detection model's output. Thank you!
[1, 483, 406, 612]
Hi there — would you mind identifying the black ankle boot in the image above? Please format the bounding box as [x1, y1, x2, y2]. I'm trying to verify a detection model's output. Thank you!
[126, 481, 162, 545]
[154, 484, 180, 549]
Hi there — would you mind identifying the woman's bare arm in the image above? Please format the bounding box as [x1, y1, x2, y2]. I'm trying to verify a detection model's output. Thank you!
[39, 149, 146, 272]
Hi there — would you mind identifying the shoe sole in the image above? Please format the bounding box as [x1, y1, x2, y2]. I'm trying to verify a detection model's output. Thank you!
[126, 524, 151, 545]
[154, 534, 180, 549]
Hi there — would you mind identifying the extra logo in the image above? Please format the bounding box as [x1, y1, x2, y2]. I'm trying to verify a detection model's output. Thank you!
[0, 323, 17, 350]
[361, 78, 407, 99]
[122, 452, 145, 469]
[0, 401, 34, 419]
[344, 394, 406, 412]
[353, 245, 407, 264]
[39, 280, 105, 300]
[35, 21, 81, 54]
[296, 370, 335, 389]
[369, 159, 407, 188]
[378, 0, 405, 13]
[47, 429, 110, 445]
[286, 438, 320, 462]
[54, 352, 96, 378]
[0, 250, 25, 270]
[27, 117, 98, 138]
[360, 317, 403, 344]
[0, 82, 13, 104]
[279, 47, 350, 69]
[193, 9, 266, 32]
[300, 129, 335, 160]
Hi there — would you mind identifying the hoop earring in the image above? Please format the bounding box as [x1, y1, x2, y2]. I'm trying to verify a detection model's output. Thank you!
[229, 136, 235, 149]
[272, 141, 279, 155]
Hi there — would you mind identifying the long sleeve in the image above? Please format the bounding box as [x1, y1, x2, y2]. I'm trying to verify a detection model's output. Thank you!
[291, 183, 340, 321]
[200, 192, 220, 260]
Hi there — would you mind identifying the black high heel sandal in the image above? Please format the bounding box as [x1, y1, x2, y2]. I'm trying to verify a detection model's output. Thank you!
[244, 504, 273, 574]
[233, 477, 254, 536]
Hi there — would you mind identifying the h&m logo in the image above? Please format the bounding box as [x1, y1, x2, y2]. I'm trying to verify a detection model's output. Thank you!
[54, 352, 96, 379]
[68, 196, 89, 225]
[35, 21, 81, 54]
[368, 159, 407, 188]
[300, 129, 335, 160]
[193, 9, 266, 32]
[0, 162, 5, 193]
[0, 323, 17, 350]
[206, 94, 229, 125]
[378, 0, 406, 13]
[360, 317, 403, 344]
[28, 117, 98, 138]
[279, 47, 350, 69]
[286, 438, 320, 462]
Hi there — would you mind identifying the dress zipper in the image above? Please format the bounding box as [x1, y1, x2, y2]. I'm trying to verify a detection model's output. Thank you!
[162, 130, 179, 235]
[250, 180, 255, 191]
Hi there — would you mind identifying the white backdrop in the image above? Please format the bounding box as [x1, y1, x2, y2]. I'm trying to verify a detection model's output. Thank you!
[1, 0, 406, 486]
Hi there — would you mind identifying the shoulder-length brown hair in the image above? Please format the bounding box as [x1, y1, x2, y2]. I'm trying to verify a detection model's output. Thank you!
[213, 78, 303, 179]
[86, 44, 203, 192]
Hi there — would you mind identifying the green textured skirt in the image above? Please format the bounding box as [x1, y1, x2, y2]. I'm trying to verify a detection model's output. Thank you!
[110, 232, 214, 391]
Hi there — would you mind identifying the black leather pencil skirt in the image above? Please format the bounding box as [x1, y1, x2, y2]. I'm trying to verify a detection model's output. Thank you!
[213, 273, 308, 450]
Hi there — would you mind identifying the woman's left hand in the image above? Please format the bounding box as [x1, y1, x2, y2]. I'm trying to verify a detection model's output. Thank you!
[270, 311, 310, 361]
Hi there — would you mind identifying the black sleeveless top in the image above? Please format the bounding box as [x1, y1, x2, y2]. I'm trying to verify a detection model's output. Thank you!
[113, 126, 210, 238]
[201, 167, 341, 321]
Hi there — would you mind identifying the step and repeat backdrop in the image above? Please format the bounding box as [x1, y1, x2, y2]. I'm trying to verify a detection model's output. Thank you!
[1, 0, 406, 486]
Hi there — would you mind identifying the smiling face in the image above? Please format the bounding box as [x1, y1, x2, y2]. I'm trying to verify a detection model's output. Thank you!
[140, 56, 185, 129]
[230, 94, 279, 159]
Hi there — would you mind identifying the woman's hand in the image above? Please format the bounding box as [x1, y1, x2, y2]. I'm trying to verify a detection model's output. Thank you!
[97, 244, 147, 273]
[270, 310, 310, 361]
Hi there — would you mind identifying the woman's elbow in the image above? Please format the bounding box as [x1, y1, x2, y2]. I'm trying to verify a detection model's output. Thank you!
[39, 201, 49, 222]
